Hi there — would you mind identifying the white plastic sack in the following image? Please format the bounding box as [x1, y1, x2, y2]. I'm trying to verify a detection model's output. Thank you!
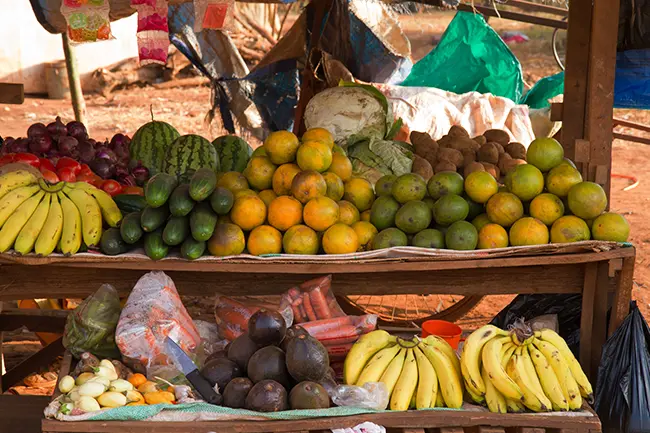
[375, 84, 536, 146]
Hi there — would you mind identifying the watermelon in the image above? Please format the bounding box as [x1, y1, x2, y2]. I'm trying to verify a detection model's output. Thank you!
[163, 134, 220, 181]
[212, 135, 252, 173]
[130, 121, 180, 175]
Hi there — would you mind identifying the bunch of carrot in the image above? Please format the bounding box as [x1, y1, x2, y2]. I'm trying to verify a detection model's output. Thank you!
[214, 296, 259, 341]
[284, 275, 345, 323]
[301, 314, 378, 361]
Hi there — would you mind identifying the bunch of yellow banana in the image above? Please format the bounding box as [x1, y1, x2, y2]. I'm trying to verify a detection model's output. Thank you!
[460, 324, 593, 413]
[343, 330, 464, 410]
[0, 168, 122, 256]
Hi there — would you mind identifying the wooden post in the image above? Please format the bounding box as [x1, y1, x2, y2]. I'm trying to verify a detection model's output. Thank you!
[560, 0, 592, 162]
[583, 0, 620, 202]
[62, 32, 87, 128]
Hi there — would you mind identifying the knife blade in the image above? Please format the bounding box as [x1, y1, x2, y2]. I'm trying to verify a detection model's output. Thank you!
[165, 337, 222, 405]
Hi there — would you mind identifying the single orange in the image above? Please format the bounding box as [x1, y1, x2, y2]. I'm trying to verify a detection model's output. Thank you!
[283, 224, 319, 254]
[322, 223, 359, 254]
[303, 197, 340, 232]
[291, 170, 327, 204]
[327, 153, 353, 181]
[268, 196, 303, 231]
[230, 195, 267, 231]
[272, 163, 301, 196]
[338, 200, 360, 225]
[247, 225, 282, 256]
[263, 130, 300, 165]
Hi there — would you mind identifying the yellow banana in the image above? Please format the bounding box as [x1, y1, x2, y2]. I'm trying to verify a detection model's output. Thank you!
[501, 343, 517, 369]
[533, 338, 582, 410]
[389, 348, 418, 411]
[500, 341, 514, 359]
[420, 342, 464, 408]
[0, 190, 45, 252]
[435, 383, 445, 407]
[356, 343, 401, 386]
[344, 330, 396, 385]
[423, 335, 461, 377]
[62, 188, 102, 247]
[518, 346, 551, 398]
[0, 169, 38, 200]
[461, 325, 509, 395]
[481, 336, 523, 401]
[536, 329, 592, 400]
[529, 344, 568, 411]
[0, 184, 40, 229]
[482, 366, 507, 413]
[380, 347, 407, 396]
[506, 398, 527, 413]
[413, 347, 436, 409]
[68, 183, 122, 227]
[14, 193, 52, 254]
[506, 350, 551, 412]
[465, 385, 485, 405]
[35, 194, 63, 256]
[57, 191, 82, 255]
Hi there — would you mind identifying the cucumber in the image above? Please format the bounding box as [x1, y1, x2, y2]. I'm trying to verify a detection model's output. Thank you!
[162, 215, 190, 246]
[144, 229, 168, 260]
[180, 237, 206, 260]
[210, 186, 234, 215]
[120, 211, 143, 244]
[190, 202, 218, 241]
[113, 194, 147, 214]
[100, 227, 128, 255]
[141, 205, 169, 232]
[189, 168, 217, 202]
[145, 173, 178, 208]
[169, 184, 195, 217]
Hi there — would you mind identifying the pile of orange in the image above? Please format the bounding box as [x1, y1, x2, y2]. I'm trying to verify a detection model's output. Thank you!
[210, 128, 372, 256]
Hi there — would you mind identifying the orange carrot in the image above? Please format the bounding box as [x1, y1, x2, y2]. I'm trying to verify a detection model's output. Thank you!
[300, 316, 356, 338]
[300, 275, 332, 296]
[319, 334, 361, 345]
[309, 289, 331, 319]
[303, 293, 318, 321]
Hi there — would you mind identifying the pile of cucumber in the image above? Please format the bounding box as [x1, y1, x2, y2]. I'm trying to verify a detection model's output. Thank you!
[108, 168, 234, 260]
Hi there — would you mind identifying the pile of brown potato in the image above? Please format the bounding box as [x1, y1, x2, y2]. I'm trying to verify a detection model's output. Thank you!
[410, 126, 527, 181]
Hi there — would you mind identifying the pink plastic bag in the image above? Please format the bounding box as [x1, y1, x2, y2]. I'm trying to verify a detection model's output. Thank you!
[116, 272, 200, 370]
[214, 296, 293, 341]
[280, 275, 346, 323]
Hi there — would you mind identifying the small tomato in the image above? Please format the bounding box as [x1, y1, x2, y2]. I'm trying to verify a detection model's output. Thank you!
[0, 154, 16, 166]
[79, 163, 93, 176]
[101, 179, 123, 196]
[41, 169, 60, 184]
[56, 157, 82, 175]
[92, 175, 104, 188]
[14, 153, 41, 168]
[57, 167, 77, 183]
[39, 158, 56, 173]
[121, 186, 144, 196]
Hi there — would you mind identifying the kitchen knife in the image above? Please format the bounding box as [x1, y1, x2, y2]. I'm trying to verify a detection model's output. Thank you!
[165, 337, 222, 405]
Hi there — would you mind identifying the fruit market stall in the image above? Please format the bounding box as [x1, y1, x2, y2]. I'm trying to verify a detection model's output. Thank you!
[0, 0, 637, 431]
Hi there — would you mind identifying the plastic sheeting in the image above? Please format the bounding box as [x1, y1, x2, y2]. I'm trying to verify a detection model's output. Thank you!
[618, 0, 650, 51]
[401, 11, 523, 103]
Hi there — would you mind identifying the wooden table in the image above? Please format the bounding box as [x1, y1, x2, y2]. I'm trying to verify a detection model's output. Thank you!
[0, 243, 636, 394]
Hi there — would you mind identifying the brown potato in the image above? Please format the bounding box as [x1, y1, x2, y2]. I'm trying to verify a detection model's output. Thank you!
[464, 161, 486, 177]
[481, 162, 500, 180]
[505, 142, 527, 160]
[501, 158, 527, 175]
[462, 149, 477, 167]
[483, 129, 510, 146]
[498, 152, 513, 173]
[438, 147, 463, 168]
[472, 135, 487, 147]
[438, 135, 453, 148]
[448, 125, 470, 138]
[411, 131, 439, 166]
[434, 160, 457, 174]
[493, 142, 505, 154]
[477, 143, 499, 165]
[411, 155, 434, 181]
[449, 137, 477, 152]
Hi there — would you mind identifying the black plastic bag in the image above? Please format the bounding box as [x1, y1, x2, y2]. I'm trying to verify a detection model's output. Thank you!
[595, 302, 650, 433]
[489, 294, 582, 357]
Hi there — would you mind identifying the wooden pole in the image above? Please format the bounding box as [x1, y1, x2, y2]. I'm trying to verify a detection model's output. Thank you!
[61, 32, 87, 128]
[583, 0, 621, 202]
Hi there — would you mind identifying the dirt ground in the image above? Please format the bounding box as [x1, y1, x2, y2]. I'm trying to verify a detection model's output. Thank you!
[1, 10, 649, 391]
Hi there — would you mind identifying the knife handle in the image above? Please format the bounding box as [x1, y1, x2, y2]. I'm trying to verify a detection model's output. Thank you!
[186, 370, 223, 405]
